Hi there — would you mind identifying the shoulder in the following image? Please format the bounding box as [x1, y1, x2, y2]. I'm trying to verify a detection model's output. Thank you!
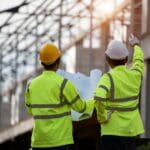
[98, 72, 112, 87]
[30, 74, 42, 83]
[101, 72, 111, 81]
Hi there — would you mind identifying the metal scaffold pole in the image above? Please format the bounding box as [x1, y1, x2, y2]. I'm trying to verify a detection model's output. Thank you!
[58, 0, 64, 50]
[89, 0, 94, 70]
[15, 33, 19, 83]
[35, 15, 39, 74]
[0, 45, 2, 124]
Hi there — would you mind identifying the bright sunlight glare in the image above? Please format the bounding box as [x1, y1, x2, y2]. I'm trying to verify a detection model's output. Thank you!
[99, 0, 115, 16]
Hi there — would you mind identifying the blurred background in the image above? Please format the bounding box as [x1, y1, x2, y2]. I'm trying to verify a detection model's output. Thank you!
[0, 0, 150, 149]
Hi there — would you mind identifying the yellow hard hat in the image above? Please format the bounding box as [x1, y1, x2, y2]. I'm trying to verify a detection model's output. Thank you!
[39, 43, 61, 65]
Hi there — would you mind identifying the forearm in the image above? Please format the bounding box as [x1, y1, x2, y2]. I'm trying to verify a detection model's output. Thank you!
[133, 45, 144, 61]
[131, 45, 144, 75]
[25, 89, 32, 115]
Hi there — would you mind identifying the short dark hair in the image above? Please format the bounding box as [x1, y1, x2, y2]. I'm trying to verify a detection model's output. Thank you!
[106, 54, 128, 67]
[41, 58, 60, 70]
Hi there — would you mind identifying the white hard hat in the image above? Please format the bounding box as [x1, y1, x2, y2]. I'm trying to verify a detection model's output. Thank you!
[105, 40, 129, 60]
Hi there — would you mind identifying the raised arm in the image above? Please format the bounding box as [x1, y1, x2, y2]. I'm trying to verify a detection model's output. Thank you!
[129, 34, 144, 76]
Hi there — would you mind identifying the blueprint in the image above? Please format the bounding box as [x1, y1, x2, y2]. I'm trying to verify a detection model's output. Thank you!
[57, 69, 102, 121]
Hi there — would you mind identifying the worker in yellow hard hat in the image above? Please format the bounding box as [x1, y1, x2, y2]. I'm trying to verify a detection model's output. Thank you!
[25, 43, 93, 150]
[94, 34, 145, 150]
[39, 43, 61, 66]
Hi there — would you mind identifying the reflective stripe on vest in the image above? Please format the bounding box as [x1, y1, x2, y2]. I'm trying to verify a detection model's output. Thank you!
[94, 96, 139, 102]
[107, 73, 139, 102]
[26, 79, 68, 108]
[106, 104, 138, 112]
[131, 68, 142, 75]
[94, 96, 109, 102]
[26, 78, 84, 119]
[69, 95, 80, 105]
[99, 85, 109, 93]
[60, 79, 81, 105]
[60, 78, 68, 104]
[34, 111, 71, 119]
[26, 79, 81, 108]
[60, 79, 86, 113]
[78, 102, 86, 113]
[26, 103, 63, 108]
[134, 58, 144, 63]
[95, 73, 139, 112]
[106, 72, 139, 111]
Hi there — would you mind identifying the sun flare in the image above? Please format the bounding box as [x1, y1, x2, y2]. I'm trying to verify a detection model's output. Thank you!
[100, 0, 115, 16]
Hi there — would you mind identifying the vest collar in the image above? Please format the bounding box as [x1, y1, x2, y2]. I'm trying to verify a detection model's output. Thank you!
[43, 70, 56, 75]
[112, 65, 126, 71]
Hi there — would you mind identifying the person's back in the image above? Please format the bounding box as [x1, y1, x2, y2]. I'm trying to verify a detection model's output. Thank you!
[100, 65, 144, 137]
[94, 34, 144, 150]
[111, 66, 141, 97]
[26, 71, 74, 148]
[25, 43, 94, 149]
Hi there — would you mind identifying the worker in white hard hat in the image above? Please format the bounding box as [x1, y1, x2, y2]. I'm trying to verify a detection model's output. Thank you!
[25, 43, 94, 150]
[94, 34, 145, 150]
[105, 40, 129, 61]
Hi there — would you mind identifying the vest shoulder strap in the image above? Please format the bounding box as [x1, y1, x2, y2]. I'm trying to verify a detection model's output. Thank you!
[60, 78, 68, 104]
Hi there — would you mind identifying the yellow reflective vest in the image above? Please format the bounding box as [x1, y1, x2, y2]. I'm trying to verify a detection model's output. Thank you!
[94, 45, 145, 137]
[25, 71, 92, 148]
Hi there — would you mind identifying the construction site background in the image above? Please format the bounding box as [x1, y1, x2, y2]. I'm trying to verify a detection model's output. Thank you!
[0, 0, 150, 149]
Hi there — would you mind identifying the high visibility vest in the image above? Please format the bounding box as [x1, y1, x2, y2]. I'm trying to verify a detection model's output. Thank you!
[25, 71, 90, 148]
[94, 45, 145, 136]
